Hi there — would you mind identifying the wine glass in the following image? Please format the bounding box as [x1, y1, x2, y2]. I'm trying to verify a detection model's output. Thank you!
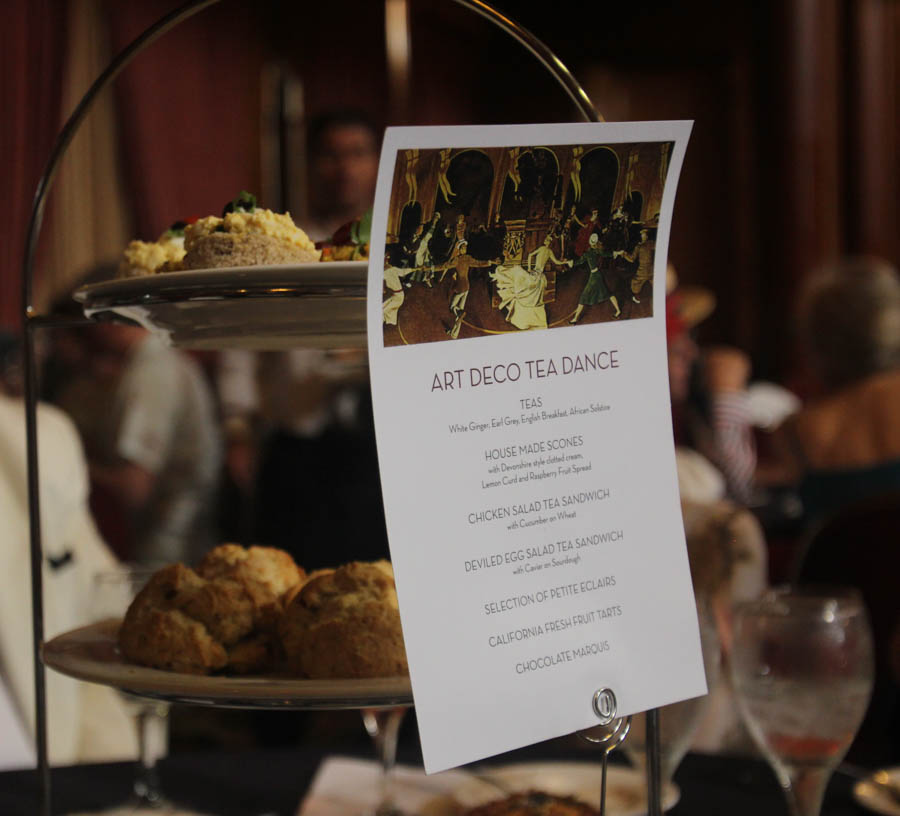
[730, 587, 875, 816]
[90, 565, 211, 815]
[361, 706, 409, 816]
[623, 598, 721, 792]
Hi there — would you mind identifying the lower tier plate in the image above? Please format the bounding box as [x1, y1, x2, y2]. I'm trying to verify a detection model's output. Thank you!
[42, 620, 413, 710]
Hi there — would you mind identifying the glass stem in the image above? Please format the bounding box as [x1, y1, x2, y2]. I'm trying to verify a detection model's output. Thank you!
[362, 706, 408, 816]
[133, 703, 168, 805]
[783, 767, 830, 816]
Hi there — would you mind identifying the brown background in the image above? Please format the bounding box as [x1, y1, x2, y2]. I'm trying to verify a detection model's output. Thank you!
[3, 0, 898, 387]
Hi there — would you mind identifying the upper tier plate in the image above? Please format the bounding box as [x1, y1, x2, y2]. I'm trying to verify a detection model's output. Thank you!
[42, 620, 413, 710]
[73, 262, 368, 351]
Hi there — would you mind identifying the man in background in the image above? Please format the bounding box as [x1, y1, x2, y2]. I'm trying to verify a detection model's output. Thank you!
[217, 109, 386, 568]
[303, 109, 380, 241]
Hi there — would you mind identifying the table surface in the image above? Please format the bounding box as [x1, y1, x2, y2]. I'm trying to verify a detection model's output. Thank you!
[0, 742, 873, 816]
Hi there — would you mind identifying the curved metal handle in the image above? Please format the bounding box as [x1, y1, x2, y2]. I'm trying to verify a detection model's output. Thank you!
[451, 0, 600, 124]
[21, 0, 219, 315]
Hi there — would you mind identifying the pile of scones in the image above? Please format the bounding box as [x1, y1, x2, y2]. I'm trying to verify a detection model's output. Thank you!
[118, 545, 408, 679]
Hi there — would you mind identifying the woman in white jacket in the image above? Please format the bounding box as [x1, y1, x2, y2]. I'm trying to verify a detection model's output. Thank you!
[0, 334, 137, 768]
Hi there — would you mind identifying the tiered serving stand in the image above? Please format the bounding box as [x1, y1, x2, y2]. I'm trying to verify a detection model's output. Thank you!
[20, 2, 665, 814]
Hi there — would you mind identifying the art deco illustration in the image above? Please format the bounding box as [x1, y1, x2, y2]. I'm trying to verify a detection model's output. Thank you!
[382, 141, 673, 346]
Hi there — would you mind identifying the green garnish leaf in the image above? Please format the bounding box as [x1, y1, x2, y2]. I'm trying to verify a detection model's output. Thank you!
[350, 208, 372, 246]
[162, 220, 187, 239]
[223, 191, 258, 216]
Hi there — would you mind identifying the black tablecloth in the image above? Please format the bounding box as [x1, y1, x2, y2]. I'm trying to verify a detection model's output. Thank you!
[0, 743, 870, 816]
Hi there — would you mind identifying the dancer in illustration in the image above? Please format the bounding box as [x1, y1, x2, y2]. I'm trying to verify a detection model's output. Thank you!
[659, 142, 671, 187]
[401, 223, 424, 271]
[624, 151, 638, 200]
[404, 149, 419, 203]
[574, 206, 602, 257]
[435, 241, 498, 338]
[527, 232, 573, 276]
[492, 259, 550, 331]
[570, 145, 584, 202]
[616, 228, 655, 303]
[454, 213, 467, 246]
[507, 147, 523, 193]
[383, 251, 413, 325]
[559, 205, 579, 259]
[437, 148, 455, 202]
[571, 232, 621, 323]
[411, 212, 440, 286]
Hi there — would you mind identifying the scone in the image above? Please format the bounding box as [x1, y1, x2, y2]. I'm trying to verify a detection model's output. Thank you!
[181, 192, 319, 269]
[279, 560, 408, 679]
[118, 545, 305, 675]
[196, 543, 303, 629]
[117, 563, 229, 674]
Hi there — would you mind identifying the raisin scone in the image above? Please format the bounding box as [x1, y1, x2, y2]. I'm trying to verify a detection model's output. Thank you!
[118, 545, 305, 675]
[278, 560, 408, 679]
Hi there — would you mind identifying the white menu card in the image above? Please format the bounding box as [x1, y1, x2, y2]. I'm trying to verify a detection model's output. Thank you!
[367, 121, 704, 773]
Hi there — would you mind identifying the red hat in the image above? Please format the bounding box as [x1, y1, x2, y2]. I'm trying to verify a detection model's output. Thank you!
[666, 263, 715, 341]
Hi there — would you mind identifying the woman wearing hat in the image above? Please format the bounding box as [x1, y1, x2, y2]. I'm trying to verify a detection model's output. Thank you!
[666, 267, 757, 506]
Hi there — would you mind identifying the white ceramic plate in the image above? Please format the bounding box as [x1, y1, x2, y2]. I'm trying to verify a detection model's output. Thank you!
[447, 761, 680, 816]
[73, 262, 368, 350]
[42, 620, 412, 709]
[853, 767, 900, 816]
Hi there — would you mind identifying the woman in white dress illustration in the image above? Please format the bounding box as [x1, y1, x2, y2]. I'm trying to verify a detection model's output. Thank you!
[491, 234, 570, 332]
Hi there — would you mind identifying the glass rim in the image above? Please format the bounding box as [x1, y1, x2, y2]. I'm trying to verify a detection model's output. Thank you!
[733, 584, 868, 620]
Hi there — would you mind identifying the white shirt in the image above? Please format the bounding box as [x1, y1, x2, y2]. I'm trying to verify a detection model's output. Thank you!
[0, 394, 137, 767]
[110, 336, 222, 564]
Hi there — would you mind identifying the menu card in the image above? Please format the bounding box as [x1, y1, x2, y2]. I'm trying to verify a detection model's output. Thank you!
[367, 121, 704, 773]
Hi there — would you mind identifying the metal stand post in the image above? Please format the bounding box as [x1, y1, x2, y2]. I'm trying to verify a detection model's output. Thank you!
[645, 707, 662, 816]
[577, 689, 632, 816]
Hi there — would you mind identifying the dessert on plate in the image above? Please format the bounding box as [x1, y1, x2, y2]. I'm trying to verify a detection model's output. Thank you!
[279, 559, 408, 679]
[317, 209, 371, 262]
[180, 191, 320, 269]
[118, 220, 189, 277]
[118, 544, 304, 675]
[114, 192, 321, 278]
[117, 546, 408, 680]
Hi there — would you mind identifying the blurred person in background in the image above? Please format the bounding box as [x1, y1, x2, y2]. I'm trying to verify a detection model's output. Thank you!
[665, 265, 759, 506]
[216, 109, 387, 568]
[0, 330, 137, 767]
[302, 108, 380, 241]
[51, 319, 222, 566]
[760, 256, 900, 526]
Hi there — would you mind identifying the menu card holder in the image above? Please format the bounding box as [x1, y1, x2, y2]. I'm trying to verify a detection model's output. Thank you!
[576, 688, 658, 816]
